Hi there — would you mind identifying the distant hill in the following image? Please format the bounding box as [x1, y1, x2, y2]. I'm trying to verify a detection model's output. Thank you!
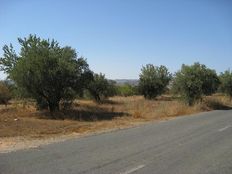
[114, 79, 139, 86]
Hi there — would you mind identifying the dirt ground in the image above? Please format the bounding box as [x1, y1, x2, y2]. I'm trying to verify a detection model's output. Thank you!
[0, 95, 231, 152]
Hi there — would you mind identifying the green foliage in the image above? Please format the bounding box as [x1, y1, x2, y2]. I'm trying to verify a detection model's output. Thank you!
[1, 80, 31, 99]
[0, 35, 92, 112]
[107, 80, 117, 97]
[0, 44, 18, 75]
[139, 64, 171, 99]
[172, 63, 220, 105]
[116, 84, 138, 96]
[0, 81, 11, 105]
[201, 66, 220, 95]
[88, 73, 116, 103]
[219, 70, 232, 99]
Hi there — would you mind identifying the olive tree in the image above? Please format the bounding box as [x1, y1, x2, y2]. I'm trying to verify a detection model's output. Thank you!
[219, 70, 232, 100]
[139, 64, 171, 99]
[172, 63, 220, 105]
[0, 35, 92, 113]
[88, 73, 116, 103]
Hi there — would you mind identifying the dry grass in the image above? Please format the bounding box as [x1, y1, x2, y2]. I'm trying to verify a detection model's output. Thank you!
[202, 95, 232, 110]
[113, 96, 203, 120]
[0, 95, 231, 140]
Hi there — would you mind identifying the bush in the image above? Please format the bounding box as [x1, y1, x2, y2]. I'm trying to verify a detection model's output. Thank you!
[0, 81, 11, 105]
[116, 84, 138, 97]
[139, 64, 171, 99]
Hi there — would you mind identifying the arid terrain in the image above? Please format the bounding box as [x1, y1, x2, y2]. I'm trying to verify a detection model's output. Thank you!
[0, 95, 231, 152]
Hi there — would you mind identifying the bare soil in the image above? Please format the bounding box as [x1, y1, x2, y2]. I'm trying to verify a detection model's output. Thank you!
[0, 95, 231, 152]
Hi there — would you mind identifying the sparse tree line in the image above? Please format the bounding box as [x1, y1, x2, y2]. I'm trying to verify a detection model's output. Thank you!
[0, 35, 232, 114]
[139, 62, 232, 105]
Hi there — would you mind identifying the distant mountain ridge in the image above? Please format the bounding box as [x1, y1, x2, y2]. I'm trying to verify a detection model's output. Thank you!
[113, 79, 139, 86]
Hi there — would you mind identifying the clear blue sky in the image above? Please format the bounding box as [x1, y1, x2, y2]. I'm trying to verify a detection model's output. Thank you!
[0, 0, 231, 79]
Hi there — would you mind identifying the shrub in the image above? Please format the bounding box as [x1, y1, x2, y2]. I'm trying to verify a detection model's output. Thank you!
[116, 84, 138, 97]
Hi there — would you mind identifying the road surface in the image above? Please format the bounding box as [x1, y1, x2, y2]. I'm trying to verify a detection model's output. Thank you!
[0, 110, 232, 174]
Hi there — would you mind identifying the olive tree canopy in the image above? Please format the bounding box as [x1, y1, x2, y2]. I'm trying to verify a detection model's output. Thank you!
[0, 35, 93, 112]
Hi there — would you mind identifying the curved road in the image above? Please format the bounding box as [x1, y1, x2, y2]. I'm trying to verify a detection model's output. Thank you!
[1, 110, 232, 174]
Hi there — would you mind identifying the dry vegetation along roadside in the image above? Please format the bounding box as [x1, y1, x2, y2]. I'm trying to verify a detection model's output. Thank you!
[0, 95, 231, 152]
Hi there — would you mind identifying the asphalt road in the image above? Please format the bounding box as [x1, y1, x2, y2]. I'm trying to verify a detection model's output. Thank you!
[1, 110, 232, 174]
